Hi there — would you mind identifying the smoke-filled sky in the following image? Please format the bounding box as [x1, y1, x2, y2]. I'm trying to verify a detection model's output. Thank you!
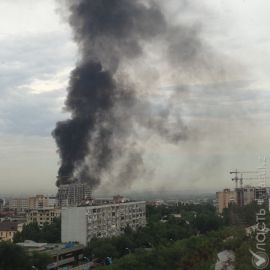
[1, 0, 270, 196]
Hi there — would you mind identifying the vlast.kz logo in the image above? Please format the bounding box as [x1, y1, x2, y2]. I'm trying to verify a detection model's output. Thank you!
[249, 249, 269, 269]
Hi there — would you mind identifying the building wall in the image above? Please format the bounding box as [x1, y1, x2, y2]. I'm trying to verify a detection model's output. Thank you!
[216, 189, 236, 213]
[62, 201, 146, 245]
[243, 187, 255, 205]
[27, 208, 60, 228]
[0, 230, 16, 241]
[8, 195, 57, 213]
[57, 183, 92, 207]
[0, 223, 23, 242]
[62, 207, 87, 245]
[8, 198, 29, 213]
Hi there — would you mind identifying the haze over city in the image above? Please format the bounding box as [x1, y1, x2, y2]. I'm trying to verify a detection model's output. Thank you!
[1, 0, 270, 196]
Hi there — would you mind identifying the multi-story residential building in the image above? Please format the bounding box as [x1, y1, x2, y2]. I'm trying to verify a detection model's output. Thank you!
[29, 195, 57, 210]
[48, 196, 57, 208]
[57, 183, 92, 207]
[217, 186, 270, 213]
[243, 186, 256, 205]
[27, 208, 60, 228]
[0, 222, 23, 242]
[216, 189, 236, 213]
[29, 195, 49, 209]
[62, 200, 146, 245]
[8, 198, 29, 213]
[7, 195, 57, 213]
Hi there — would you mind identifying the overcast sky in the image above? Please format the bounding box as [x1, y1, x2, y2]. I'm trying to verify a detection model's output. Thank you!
[1, 0, 270, 196]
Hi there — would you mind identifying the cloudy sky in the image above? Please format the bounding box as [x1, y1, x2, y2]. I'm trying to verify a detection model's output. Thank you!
[1, 0, 270, 196]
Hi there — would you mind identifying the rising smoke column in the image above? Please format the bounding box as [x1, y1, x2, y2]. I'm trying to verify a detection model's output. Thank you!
[53, 0, 207, 188]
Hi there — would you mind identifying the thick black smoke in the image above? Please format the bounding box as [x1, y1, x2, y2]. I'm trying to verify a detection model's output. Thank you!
[53, 0, 205, 187]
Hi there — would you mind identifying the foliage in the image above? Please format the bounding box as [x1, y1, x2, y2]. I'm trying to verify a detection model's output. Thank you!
[85, 204, 212, 260]
[13, 217, 61, 243]
[0, 241, 51, 270]
[95, 235, 219, 270]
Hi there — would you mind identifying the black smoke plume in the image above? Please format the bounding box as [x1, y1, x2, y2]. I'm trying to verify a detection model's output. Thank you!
[53, 0, 207, 188]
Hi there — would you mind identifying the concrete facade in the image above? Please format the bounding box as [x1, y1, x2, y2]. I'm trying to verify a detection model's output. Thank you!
[62, 201, 146, 245]
[57, 183, 92, 207]
[8, 198, 29, 213]
[29, 195, 56, 209]
[216, 189, 236, 213]
[0, 222, 23, 242]
[27, 208, 60, 228]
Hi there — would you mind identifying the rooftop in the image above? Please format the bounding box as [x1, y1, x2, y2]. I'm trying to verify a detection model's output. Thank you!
[17, 240, 85, 256]
[0, 222, 20, 231]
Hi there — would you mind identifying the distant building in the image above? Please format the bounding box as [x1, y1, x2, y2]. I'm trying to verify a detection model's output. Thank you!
[57, 183, 92, 207]
[216, 189, 236, 213]
[235, 186, 255, 207]
[217, 186, 270, 213]
[17, 241, 91, 270]
[0, 222, 23, 242]
[0, 199, 4, 211]
[28, 195, 57, 210]
[8, 198, 29, 213]
[27, 208, 60, 228]
[62, 200, 146, 245]
[7, 195, 57, 213]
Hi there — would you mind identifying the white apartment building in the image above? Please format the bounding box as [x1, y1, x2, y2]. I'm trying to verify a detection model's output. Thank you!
[62, 201, 146, 245]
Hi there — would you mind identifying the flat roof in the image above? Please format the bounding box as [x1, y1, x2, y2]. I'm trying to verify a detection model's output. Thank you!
[63, 200, 146, 210]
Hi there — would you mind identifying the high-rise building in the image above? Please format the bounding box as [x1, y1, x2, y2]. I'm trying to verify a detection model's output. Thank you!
[61, 200, 146, 245]
[57, 183, 92, 207]
[216, 189, 236, 213]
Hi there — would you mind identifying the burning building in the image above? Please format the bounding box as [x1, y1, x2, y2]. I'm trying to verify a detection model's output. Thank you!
[57, 182, 92, 207]
[52, 0, 203, 193]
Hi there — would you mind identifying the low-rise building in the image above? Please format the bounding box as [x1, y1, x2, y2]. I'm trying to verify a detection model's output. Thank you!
[27, 208, 60, 228]
[0, 222, 23, 242]
[62, 200, 146, 245]
[17, 241, 92, 270]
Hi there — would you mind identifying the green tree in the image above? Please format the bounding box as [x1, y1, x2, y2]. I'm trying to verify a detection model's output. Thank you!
[13, 218, 61, 243]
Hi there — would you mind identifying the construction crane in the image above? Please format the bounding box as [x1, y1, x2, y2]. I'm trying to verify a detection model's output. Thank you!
[230, 170, 258, 189]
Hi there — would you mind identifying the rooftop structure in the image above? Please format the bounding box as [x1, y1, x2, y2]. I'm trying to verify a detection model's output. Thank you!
[62, 200, 146, 245]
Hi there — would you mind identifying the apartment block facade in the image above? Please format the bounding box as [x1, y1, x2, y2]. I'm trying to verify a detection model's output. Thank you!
[8, 198, 29, 213]
[216, 189, 236, 213]
[57, 183, 92, 207]
[62, 201, 146, 245]
[8, 195, 57, 213]
[27, 208, 60, 228]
